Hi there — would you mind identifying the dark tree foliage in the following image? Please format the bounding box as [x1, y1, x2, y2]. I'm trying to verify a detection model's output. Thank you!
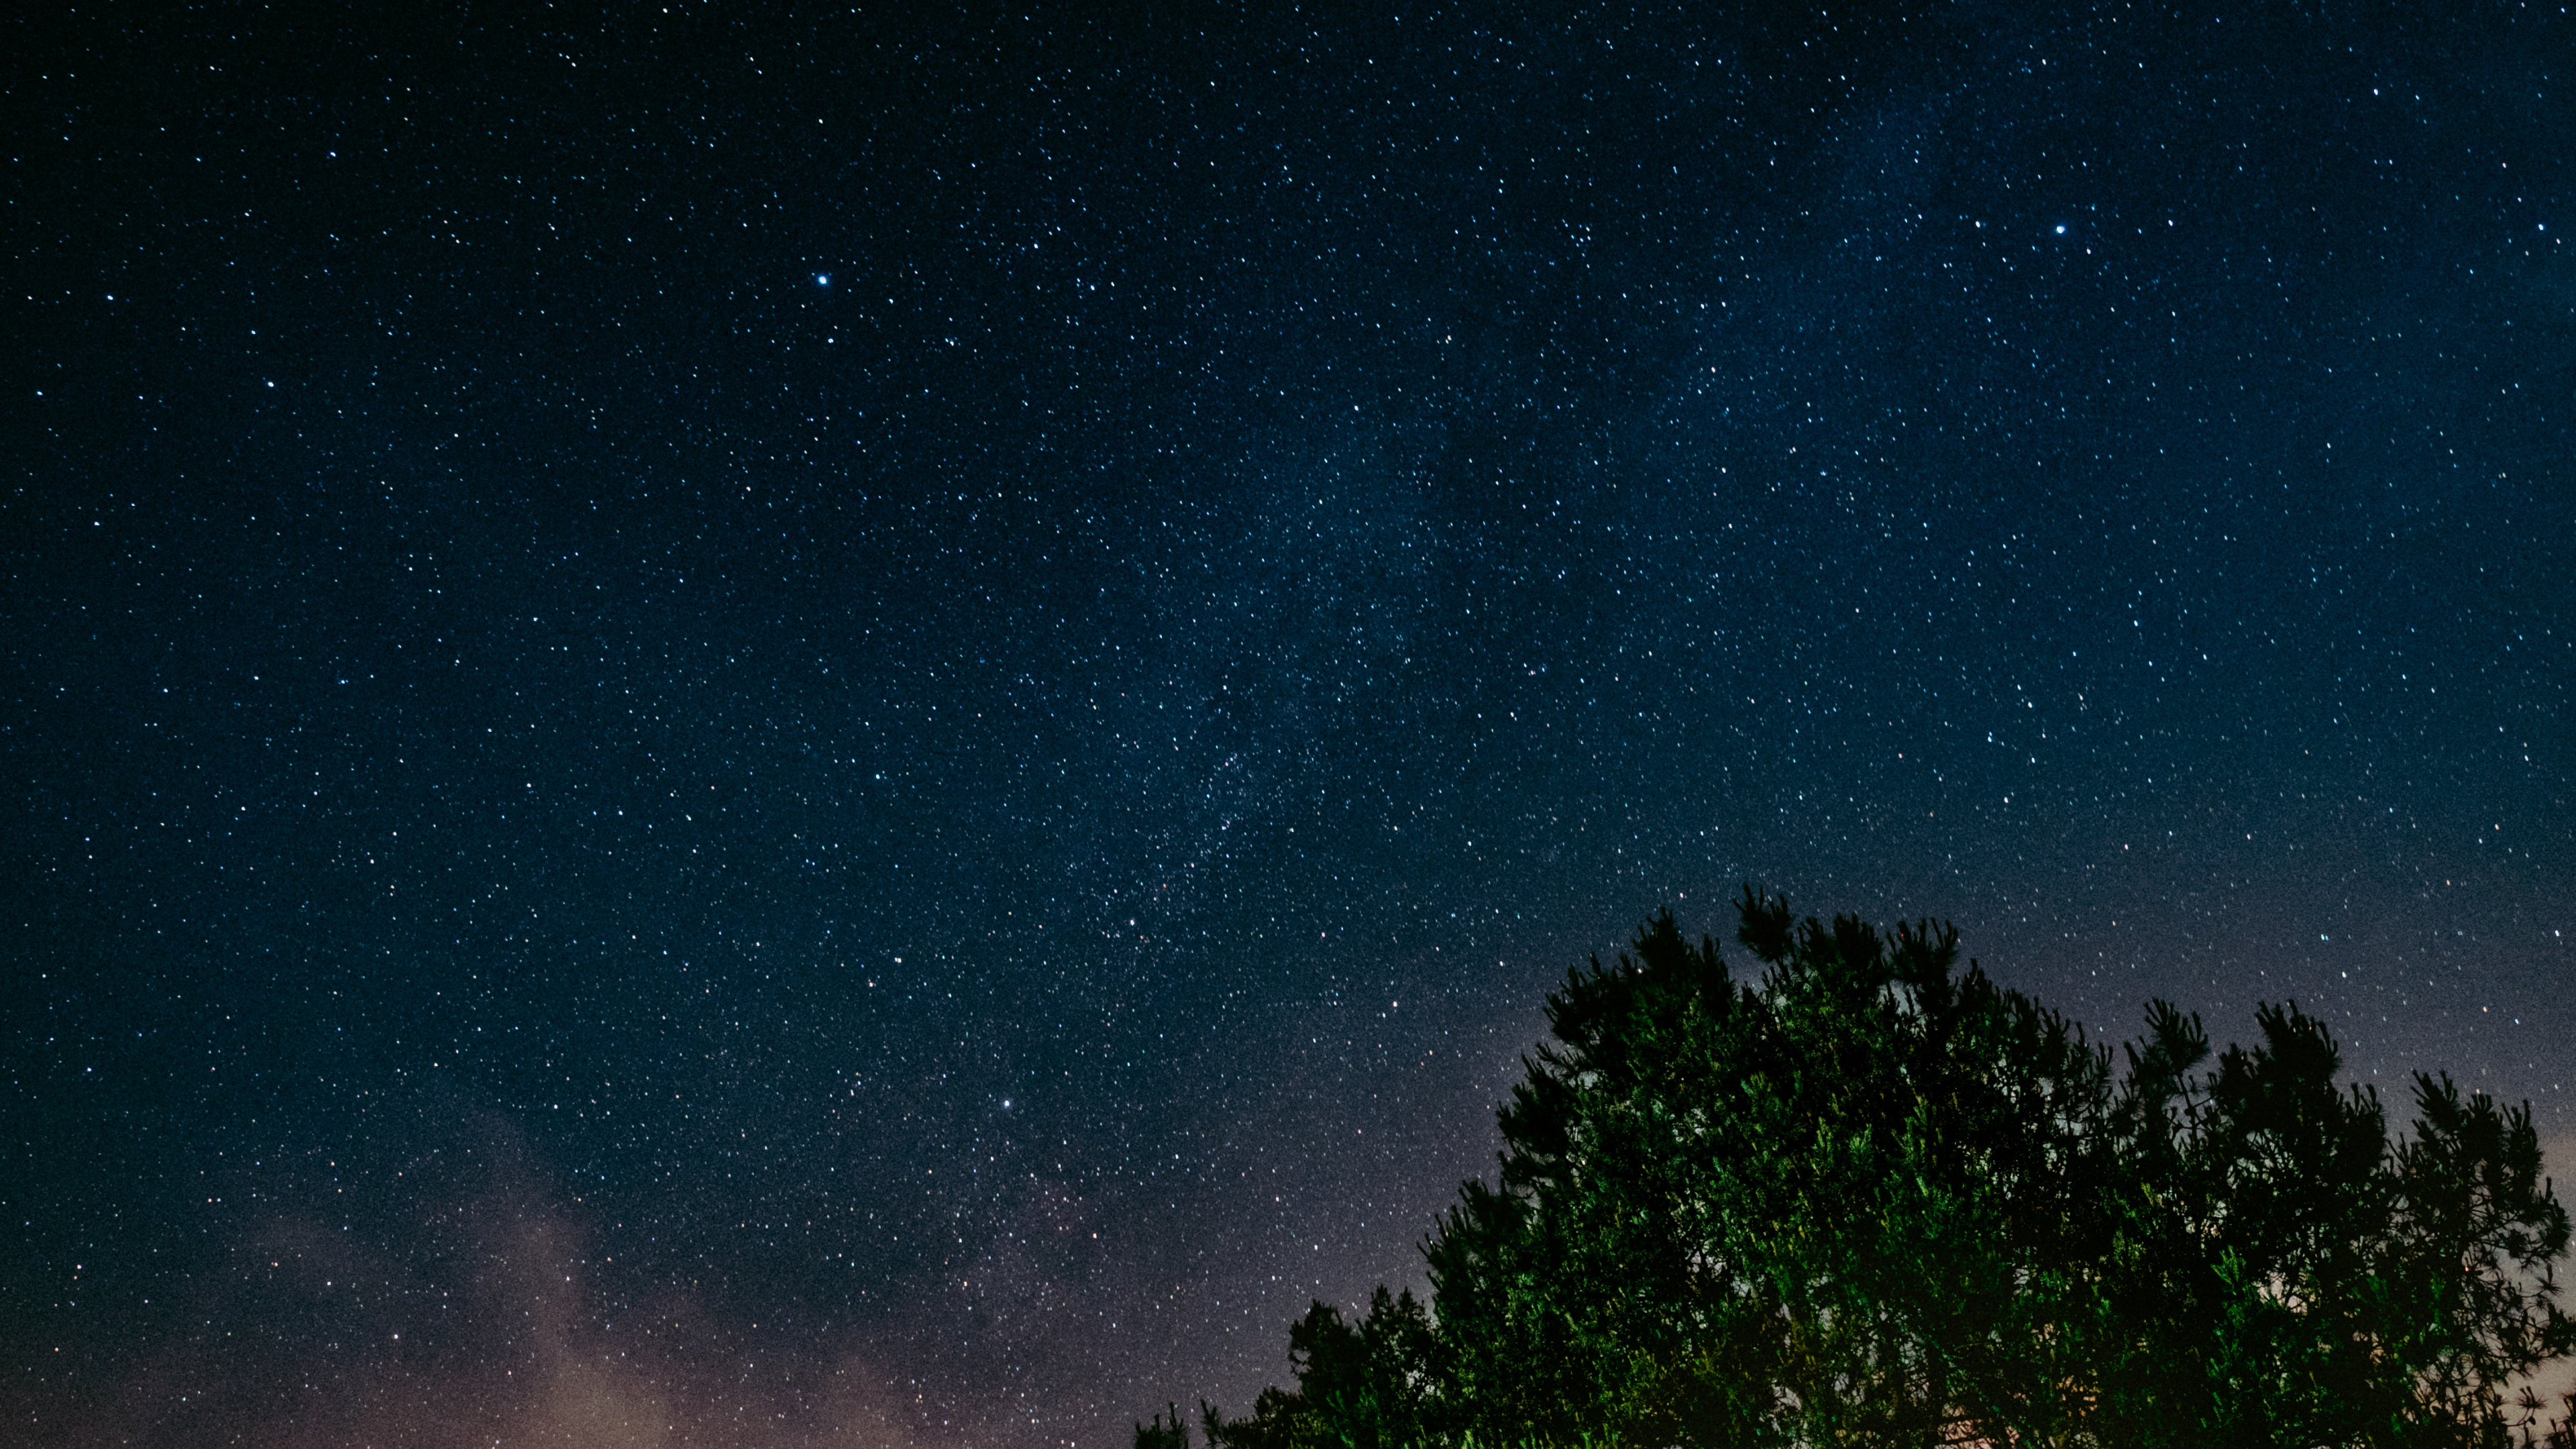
[1198, 1289, 1440, 1449]
[1147, 891, 2575, 1448]
[1138, 1405, 1192, 1449]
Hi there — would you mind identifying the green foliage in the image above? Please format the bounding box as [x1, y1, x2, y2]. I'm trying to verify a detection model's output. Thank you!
[1146, 890, 2576, 1448]
[1197, 1289, 1441, 1449]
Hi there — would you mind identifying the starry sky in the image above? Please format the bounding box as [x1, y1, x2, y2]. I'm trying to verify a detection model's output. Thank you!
[5, 3, 2571, 1445]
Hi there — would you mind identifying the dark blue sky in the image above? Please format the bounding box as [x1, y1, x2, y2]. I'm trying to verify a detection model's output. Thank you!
[6, 3, 2570, 1445]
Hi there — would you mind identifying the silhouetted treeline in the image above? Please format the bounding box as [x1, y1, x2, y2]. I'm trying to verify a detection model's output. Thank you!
[1143, 888, 2576, 1448]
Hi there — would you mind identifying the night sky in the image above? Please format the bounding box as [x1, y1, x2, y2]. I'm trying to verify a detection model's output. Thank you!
[6, 3, 2571, 1445]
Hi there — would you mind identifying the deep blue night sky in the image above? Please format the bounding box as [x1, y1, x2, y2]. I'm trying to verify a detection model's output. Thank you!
[6, 3, 2571, 1445]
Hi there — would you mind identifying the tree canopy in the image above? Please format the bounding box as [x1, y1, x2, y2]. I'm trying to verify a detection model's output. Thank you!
[1144, 890, 2575, 1448]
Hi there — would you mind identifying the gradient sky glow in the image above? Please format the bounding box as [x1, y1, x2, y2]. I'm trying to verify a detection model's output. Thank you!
[5, 3, 2571, 1446]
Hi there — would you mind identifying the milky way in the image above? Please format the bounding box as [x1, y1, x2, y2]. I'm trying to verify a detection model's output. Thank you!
[6, 4, 2570, 1445]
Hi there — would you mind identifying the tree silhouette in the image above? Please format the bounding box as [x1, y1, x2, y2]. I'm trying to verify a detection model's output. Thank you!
[1136, 1404, 1190, 1449]
[1148, 890, 2575, 1447]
